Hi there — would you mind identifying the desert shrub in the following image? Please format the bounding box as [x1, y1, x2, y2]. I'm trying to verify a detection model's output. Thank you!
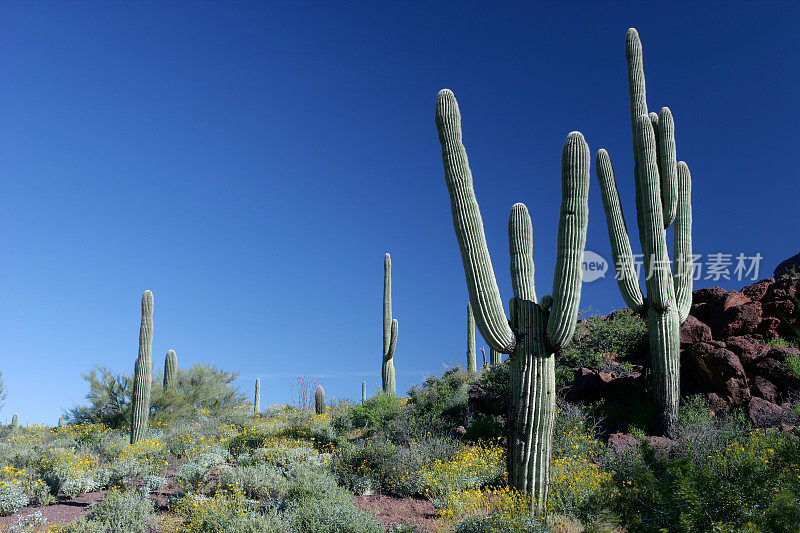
[346, 393, 405, 431]
[219, 461, 287, 500]
[605, 426, 800, 531]
[83, 488, 155, 533]
[0, 483, 29, 516]
[283, 467, 381, 533]
[173, 487, 287, 533]
[0, 465, 53, 507]
[421, 442, 505, 504]
[176, 461, 207, 490]
[38, 447, 107, 497]
[557, 310, 647, 386]
[399, 367, 471, 439]
[441, 487, 545, 532]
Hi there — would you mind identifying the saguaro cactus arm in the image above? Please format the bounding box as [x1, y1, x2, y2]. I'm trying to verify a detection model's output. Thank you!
[656, 107, 678, 227]
[673, 161, 693, 322]
[435, 89, 516, 354]
[467, 302, 477, 373]
[547, 133, 591, 351]
[508, 203, 537, 302]
[595, 149, 645, 312]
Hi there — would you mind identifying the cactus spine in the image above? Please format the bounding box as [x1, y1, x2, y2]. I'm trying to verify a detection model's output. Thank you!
[315, 385, 325, 415]
[382, 253, 399, 396]
[435, 89, 589, 514]
[467, 302, 477, 374]
[596, 28, 692, 436]
[254, 378, 261, 414]
[10, 413, 18, 429]
[362, 381, 367, 404]
[163, 349, 177, 391]
[130, 290, 154, 444]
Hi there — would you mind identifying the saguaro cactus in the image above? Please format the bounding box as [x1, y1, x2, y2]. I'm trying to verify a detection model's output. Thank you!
[254, 378, 261, 414]
[58, 416, 65, 428]
[382, 253, 399, 396]
[435, 89, 589, 514]
[596, 28, 692, 436]
[163, 349, 177, 391]
[10, 413, 18, 429]
[467, 302, 477, 374]
[490, 347, 502, 367]
[362, 381, 367, 404]
[315, 385, 326, 415]
[130, 290, 154, 444]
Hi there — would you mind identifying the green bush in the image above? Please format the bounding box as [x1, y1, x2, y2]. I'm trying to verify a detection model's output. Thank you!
[347, 393, 405, 431]
[219, 461, 287, 500]
[82, 489, 155, 533]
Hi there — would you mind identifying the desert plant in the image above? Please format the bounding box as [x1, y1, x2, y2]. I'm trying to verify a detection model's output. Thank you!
[467, 302, 477, 374]
[435, 89, 589, 514]
[254, 378, 261, 414]
[315, 385, 325, 415]
[595, 28, 693, 436]
[383, 253, 399, 396]
[130, 290, 154, 444]
[10, 413, 18, 430]
[0, 370, 5, 414]
[163, 349, 177, 391]
[58, 416, 65, 428]
[490, 347, 501, 367]
[362, 381, 367, 404]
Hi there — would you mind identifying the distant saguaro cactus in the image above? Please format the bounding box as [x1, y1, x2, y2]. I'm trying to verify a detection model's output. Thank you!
[58, 416, 65, 428]
[315, 385, 326, 415]
[435, 89, 589, 514]
[10, 413, 18, 429]
[362, 381, 367, 404]
[595, 28, 693, 437]
[163, 350, 177, 391]
[254, 378, 261, 414]
[130, 290, 154, 444]
[382, 253, 399, 396]
[467, 302, 477, 374]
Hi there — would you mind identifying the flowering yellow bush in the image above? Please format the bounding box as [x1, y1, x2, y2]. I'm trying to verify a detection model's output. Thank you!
[546, 453, 612, 515]
[40, 448, 100, 477]
[434, 485, 531, 530]
[119, 439, 168, 470]
[172, 486, 251, 532]
[422, 442, 506, 500]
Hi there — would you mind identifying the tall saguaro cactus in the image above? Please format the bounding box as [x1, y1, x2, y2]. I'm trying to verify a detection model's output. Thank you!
[130, 290, 154, 444]
[435, 89, 590, 514]
[58, 416, 65, 429]
[254, 378, 261, 414]
[163, 350, 177, 391]
[382, 253, 399, 396]
[596, 28, 693, 436]
[467, 302, 477, 374]
[315, 385, 326, 415]
[362, 381, 367, 404]
[10, 413, 18, 429]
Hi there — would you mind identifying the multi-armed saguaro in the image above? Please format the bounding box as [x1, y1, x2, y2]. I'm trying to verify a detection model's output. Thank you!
[435, 89, 589, 514]
[466, 302, 477, 374]
[130, 290, 154, 444]
[315, 385, 326, 415]
[163, 349, 177, 391]
[382, 253, 399, 396]
[596, 28, 692, 437]
[254, 378, 261, 414]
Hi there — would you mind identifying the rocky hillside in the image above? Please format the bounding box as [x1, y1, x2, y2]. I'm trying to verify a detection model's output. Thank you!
[563, 275, 800, 432]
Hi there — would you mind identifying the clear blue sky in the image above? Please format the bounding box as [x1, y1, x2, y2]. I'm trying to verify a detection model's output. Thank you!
[2, 2, 798, 424]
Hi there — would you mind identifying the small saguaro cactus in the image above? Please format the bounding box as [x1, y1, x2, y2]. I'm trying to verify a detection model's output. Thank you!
[595, 28, 692, 437]
[315, 385, 326, 415]
[58, 416, 65, 428]
[10, 413, 18, 429]
[362, 381, 367, 404]
[467, 302, 477, 374]
[435, 89, 589, 514]
[382, 253, 399, 396]
[130, 290, 154, 444]
[163, 349, 177, 391]
[254, 378, 261, 414]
